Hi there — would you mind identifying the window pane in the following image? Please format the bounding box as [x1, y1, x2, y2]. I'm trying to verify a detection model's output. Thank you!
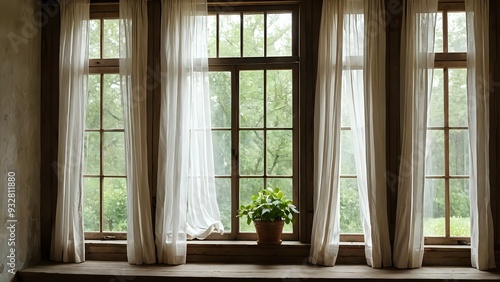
[212, 130, 231, 176]
[84, 132, 100, 175]
[219, 14, 241, 57]
[267, 130, 293, 176]
[448, 69, 468, 127]
[240, 70, 264, 128]
[83, 177, 100, 232]
[89, 19, 101, 59]
[243, 14, 264, 57]
[102, 178, 127, 232]
[343, 14, 364, 57]
[434, 12, 443, 53]
[267, 13, 292, 56]
[449, 130, 469, 176]
[209, 71, 231, 128]
[450, 178, 470, 237]
[428, 69, 444, 127]
[239, 130, 264, 176]
[340, 130, 356, 175]
[448, 12, 467, 53]
[341, 89, 351, 127]
[86, 74, 101, 129]
[208, 15, 217, 58]
[267, 178, 293, 233]
[340, 178, 363, 234]
[103, 132, 126, 176]
[103, 19, 119, 58]
[239, 178, 263, 232]
[423, 179, 445, 236]
[267, 70, 293, 128]
[215, 178, 231, 233]
[103, 74, 123, 129]
[267, 178, 293, 200]
[425, 130, 445, 176]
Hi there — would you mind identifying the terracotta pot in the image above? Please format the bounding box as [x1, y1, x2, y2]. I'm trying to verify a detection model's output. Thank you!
[254, 220, 284, 245]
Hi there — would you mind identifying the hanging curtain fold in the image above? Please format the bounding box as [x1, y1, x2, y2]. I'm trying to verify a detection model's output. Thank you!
[310, 0, 391, 267]
[465, 0, 496, 271]
[51, 0, 90, 263]
[156, 0, 223, 265]
[359, 0, 392, 268]
[119, 0, 156, 265]
[393, 0, 437, 269]
[309, 0, 345, 266]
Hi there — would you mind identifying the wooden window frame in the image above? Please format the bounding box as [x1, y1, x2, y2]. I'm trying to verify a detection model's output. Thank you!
[85, 4, 126, 240]
[339, 125, 364, 243]
[206, 4, 300, 241]
[424, 1, 470, 246]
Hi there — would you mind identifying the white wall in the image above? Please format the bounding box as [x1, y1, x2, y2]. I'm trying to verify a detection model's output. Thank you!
[0, 0, 41, 281]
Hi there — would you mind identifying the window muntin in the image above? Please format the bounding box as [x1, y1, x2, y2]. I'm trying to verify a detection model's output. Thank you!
[207, 5, 298, 240]
[424, 7, 470, 244]
[84, 15, 126, 239]
[339, 11, 365, 238]
[207, 9, 295, 59]
[339, 83, 363, 235]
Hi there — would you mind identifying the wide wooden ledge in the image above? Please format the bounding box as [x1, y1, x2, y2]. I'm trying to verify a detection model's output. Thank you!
[18, 260, 500, 282]
[84, 240, 495, 266]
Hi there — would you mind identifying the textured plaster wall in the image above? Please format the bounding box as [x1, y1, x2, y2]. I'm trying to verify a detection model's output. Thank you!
[0, 0, 41, 281]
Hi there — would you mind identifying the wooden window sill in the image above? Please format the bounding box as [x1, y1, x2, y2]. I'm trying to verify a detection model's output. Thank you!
[85, 240, 487, 266]
[18, 260, 500, 282]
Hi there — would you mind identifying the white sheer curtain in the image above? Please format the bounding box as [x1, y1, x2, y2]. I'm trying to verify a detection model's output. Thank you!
[465, 0, 496, 271]
[119, 0, 156, 265]
[51, 0, 89, 263]
[156, 0, 223, 265]
[310, 0, 391, 267]
[393, 0, 437, 269]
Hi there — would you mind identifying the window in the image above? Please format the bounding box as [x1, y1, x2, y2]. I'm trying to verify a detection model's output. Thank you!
[424, 3, 469, 244]
[207, 5, 299, 240]
[338, 10, 364, 240]
[340, 90, 363, 237]
[83, 10, 127, 240]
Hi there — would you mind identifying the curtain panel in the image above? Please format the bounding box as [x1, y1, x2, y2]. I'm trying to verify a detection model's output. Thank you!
[465, 0, 496, 271]
[310, 0, 391, 268]
[393, 0, 437, 269]
[156, 0, 224, 265]
[51, 0, 90, 263]
[119, 0, 156, 265]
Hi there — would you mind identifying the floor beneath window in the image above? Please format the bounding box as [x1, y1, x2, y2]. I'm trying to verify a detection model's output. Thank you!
[18, 260, 500, 282]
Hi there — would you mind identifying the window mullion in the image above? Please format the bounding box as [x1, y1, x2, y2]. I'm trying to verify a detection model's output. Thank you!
[216, 14, 220, 58]
[232, 66, 240, 238]
[443, 11, 448, 53]
[263, 69, 268, 188]
[240, 12, 244, 57]
[99, 73, 104, 234]
[444, 68, 451, 238]
[264, 11, 267, 57]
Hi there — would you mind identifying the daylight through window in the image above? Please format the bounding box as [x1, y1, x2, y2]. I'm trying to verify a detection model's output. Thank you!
[83, 15, 127, 239]
[207, 6, 299, 240]
[424, 7, 470, 243]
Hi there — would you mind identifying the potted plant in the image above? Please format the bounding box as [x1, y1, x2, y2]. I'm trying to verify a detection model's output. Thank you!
[237, 187, 299, 245]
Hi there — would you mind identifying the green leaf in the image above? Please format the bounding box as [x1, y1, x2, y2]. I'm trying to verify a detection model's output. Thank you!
[236, 186, 299, 224]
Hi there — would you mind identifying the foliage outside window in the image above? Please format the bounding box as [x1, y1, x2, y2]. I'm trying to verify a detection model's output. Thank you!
[424, 8, 470, 243]
[83, 15, 127, 239]
[207, 6, 298, 240]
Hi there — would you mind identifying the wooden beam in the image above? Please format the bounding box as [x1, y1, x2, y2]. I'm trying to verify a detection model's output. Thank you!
[490, 0, 500, 251]
[40, 1, 60, 260]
